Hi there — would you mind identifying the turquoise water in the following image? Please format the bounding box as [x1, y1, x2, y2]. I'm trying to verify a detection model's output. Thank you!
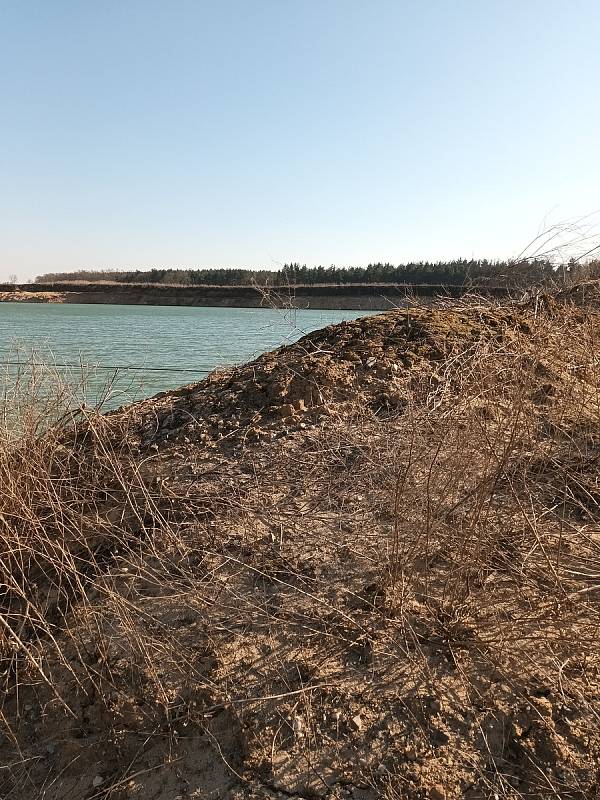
[0, 303, 373, 408]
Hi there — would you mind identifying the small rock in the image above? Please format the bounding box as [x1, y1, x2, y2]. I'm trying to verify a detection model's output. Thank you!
[365, 357, 377, 368]
[350, 714, 363, 731]
[92, 775, 104, 788]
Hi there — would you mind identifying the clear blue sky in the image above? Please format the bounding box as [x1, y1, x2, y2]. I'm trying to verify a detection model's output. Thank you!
[1, 0, 599, 281]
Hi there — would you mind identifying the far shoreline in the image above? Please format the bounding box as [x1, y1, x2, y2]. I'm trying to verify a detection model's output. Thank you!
[0, 281, 508, 311]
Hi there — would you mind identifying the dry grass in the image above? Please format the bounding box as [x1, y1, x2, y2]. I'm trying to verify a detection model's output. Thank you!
[1, 294, 600, 799]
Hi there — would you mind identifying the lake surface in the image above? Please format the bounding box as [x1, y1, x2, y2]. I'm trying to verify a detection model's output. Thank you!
[0, 303, 373, 408]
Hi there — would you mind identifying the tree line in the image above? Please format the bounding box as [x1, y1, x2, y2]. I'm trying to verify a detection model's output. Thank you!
[35, 258, 567, 287]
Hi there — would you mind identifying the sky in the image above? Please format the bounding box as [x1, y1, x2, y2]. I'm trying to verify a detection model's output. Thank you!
[1, 0, 599, 282]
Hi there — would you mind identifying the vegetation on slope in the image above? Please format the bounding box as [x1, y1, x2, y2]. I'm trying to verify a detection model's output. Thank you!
[1, 287, 600, 799]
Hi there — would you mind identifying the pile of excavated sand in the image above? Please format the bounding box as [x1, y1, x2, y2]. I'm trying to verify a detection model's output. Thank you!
[0, 290, 65, 302]
[108, 303, 539, 452]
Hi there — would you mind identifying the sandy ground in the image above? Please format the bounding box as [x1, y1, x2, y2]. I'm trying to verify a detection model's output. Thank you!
[0, 290, 65, 302]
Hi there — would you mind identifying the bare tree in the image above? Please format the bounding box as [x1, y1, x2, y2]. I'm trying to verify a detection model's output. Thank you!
[8, 273, 18, 286]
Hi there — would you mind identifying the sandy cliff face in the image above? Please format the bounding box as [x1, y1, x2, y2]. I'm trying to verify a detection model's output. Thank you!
[0, 282, 506, 309]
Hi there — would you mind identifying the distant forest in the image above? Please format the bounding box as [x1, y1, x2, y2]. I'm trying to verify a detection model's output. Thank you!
[35, 258, 586, 287]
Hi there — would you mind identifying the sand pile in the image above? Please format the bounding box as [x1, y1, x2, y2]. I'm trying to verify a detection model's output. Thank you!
[109, 303, 540, 452]
[0, 290, 65, 302]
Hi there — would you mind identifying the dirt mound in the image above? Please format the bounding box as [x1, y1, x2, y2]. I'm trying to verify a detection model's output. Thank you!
[110, 303, 535, 452]
[552, 279, 600, 308]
